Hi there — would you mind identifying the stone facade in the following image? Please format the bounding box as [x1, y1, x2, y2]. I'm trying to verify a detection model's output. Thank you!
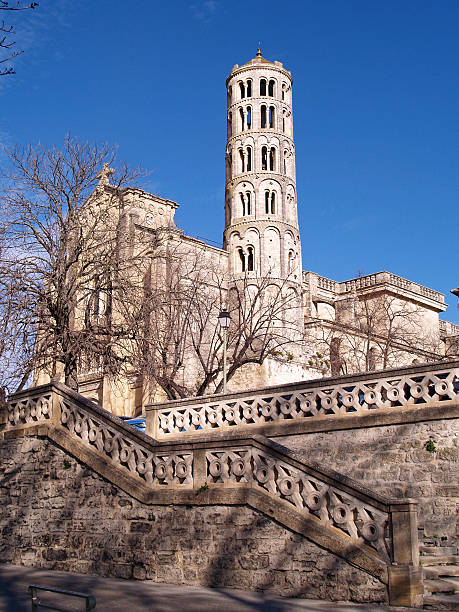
[0, 436, 387, 603]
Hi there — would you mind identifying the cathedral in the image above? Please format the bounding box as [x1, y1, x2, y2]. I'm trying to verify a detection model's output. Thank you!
[42, 50, 458, 416]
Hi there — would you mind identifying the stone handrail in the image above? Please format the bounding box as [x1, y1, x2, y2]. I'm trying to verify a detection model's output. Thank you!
[440, 320, 459, 336]
[303, 270, 445, 304]
[147, 359, 459, 439]
[1, 381, 422, 605]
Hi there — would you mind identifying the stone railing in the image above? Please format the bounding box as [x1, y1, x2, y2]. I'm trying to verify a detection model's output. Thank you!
[148, 360, 459, 439]
[1, 381, 423, 605]
[340, 271, 444, 304]
[440, 320, 459, 337]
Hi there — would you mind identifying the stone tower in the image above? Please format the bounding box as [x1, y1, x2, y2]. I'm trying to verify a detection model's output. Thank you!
[223, 49, 302, 286]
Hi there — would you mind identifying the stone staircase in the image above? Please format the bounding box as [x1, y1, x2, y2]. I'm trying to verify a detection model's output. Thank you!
[422, 539, 459, 611]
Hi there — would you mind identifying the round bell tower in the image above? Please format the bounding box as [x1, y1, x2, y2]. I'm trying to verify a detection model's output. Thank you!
[224, 49, 302, 285]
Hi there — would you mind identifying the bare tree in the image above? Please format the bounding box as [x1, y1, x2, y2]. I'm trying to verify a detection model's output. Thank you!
[0, 136, 147, 393]
[0, 1, 38, 76]
[305, 291, 442, 376]
[127, 239, 304, 400]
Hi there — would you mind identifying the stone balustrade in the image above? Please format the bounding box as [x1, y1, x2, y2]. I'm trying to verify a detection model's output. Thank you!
[1, 380, 425, 605]
[303, 270, 445, 304]
[148, 359, 459, 439]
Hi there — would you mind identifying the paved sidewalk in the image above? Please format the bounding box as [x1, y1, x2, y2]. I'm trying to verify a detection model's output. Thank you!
[0, 565, 425, 612]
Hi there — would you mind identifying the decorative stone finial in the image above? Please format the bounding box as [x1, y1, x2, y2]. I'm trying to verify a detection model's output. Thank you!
[96, 163, 115, 186]
[256, 44, 262, 57]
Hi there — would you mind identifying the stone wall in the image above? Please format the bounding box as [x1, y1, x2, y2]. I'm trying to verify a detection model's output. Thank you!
[278, 418, 458, 547]
[0, 436, 387, 604]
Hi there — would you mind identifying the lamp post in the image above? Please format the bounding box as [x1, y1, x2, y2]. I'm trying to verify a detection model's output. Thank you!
[218, 309, 231, 394]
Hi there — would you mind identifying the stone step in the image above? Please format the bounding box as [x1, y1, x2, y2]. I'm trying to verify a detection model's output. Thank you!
[424, 566, 459, 579]
[422, 555, 459, 566]
[424, 578, 459, 593]
[423, 593, 459, 611]
[421, 545, 458, 556]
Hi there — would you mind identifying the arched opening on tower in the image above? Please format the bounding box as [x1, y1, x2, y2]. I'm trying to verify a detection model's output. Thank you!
[239, 107, 245, 131]
[260, 78, 267, 96]
[227, 112, 232, 138]
[239, 82, 245, 99]
[261, 146, 268, 171]
[270, 192, 276, 213]
[237, 248, 246, 272]
[247, 107, 252, 129]
[246, 147, 252, 171]
[269, 106, 275, 129]
[247, 246, 254, 271]
[260, 105, 267, 129]
[239, 148, 245, 173]
[246, 79, 252, 97]
[246, 192, 252, 214]
[269, 147, 276, 171]
[268, 79, 275, 97]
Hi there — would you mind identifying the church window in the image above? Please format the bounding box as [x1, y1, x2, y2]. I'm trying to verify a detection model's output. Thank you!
[239, 107, 245, 131]
[239, 82, 245, 99]
[269, 106, 275, 128]
[246, 192, 252, 214]
[240, 193, 246, 216]
[247, 246, 254, 271]
[246, 146, 252, 171]
[238, 248, 246, 272]
[247, 80, 252, 97]
[261, 146, 268, 170]
[227, 86, 232, 105]
[265, 191, 269, 213]
[239, 148, 245, 172]
[268, 79, 275, 97]
[260, 78, 267, 96]
[269, 147, 276, 171]
[270, 192, 276, 213]
[260, 105, 266, 128]
[288, 250, 295, 272]
[228, 112, 232, 138]
[282, 117, 285, 132]
[247, 106, 252, 129]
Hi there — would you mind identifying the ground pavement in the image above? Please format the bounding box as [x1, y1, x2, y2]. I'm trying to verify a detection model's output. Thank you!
[0, 565, 426, 612]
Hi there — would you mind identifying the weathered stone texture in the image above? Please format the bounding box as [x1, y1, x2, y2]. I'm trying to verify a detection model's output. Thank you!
[278, 419, 458, 547]
[0, 436, 387, 603]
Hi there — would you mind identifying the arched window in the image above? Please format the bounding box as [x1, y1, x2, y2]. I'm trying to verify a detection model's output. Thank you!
[227, 86, 232, 106]
[246, 147, 252, 171]
[238, 248, 246, 272]
[288, 250, 295, 272]
[240, 193, 246, 216]
[268, 79, 275, 97]
[269, 106, 275, 128]
[239, 107, 245, 131]
[246, 192, 251, 215]
[246, 106, 252, 129]
[227, 111, 232, 138]
[260, 78, 267, 96]
[247, 80, 252, 97]
[239, 148, 245, 172]
[247, 247, 254, 271]
[282, 117, 285, 132]
[261, 146, 268, 170]
[260, 105, 267, 128]
[265, 191, 276, 214]
[269, 147, 276, 171]
[239, 82, 245, 99]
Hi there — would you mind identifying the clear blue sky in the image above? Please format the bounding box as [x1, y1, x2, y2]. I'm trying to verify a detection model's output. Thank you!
[1, 0, 458, 322]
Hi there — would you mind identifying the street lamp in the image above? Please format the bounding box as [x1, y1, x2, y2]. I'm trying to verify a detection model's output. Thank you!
[218, 309, 231, 393]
